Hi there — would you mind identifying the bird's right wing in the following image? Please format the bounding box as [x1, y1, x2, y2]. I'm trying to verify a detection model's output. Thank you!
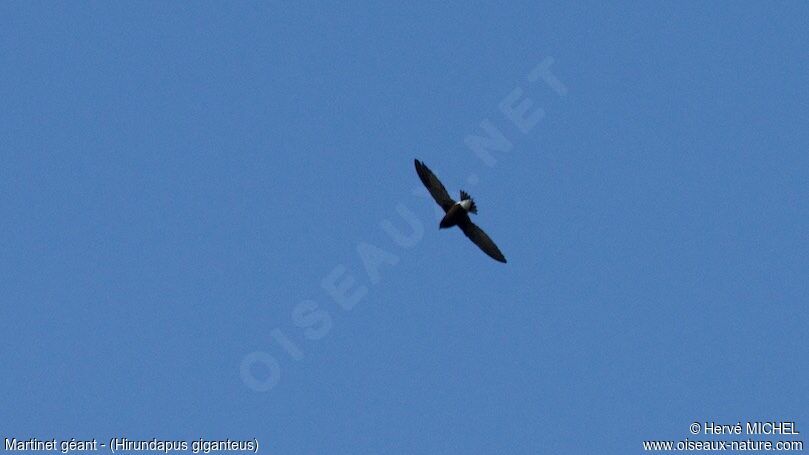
[459, 218, 507, 263]
[414, 159, 455, 212]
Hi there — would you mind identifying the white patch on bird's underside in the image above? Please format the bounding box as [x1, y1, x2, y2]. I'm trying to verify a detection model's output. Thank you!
[459, 199, 472, 211]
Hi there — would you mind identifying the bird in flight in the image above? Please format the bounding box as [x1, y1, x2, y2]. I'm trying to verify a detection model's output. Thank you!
[414, 159, 507, 263]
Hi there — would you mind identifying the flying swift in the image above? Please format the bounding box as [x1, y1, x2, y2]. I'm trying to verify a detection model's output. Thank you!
[414, 159, 507, 263]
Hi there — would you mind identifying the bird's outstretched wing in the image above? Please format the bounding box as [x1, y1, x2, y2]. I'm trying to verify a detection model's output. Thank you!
[414, 159, 455, 212]
[459, 218, 507, 263]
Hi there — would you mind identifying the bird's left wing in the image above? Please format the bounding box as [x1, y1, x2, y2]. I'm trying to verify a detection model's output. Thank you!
[414, 159, 455, 212]
[459, 218, 507, 263]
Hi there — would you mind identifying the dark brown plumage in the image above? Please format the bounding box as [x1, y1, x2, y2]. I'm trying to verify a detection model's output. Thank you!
[415, 159, 507, 263]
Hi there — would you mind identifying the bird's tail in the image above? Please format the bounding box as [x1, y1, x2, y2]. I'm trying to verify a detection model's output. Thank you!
[460, 190, 478, 214]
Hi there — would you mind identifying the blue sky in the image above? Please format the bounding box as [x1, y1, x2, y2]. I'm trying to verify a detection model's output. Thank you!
[1, 2, 807, 453]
